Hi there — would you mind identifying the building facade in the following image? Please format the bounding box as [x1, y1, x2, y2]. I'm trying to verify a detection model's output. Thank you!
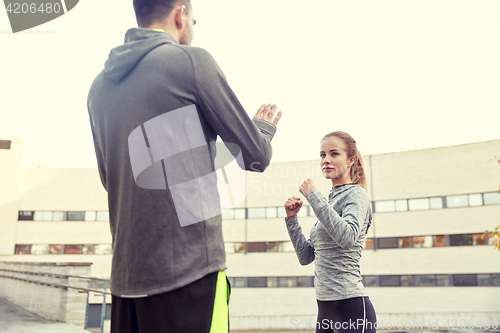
[1, 137, 499, 330]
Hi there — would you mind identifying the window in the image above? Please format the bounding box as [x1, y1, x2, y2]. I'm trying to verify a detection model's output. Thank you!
[65, 245, 83, 254]
[52, 212, 64, 221]
[468, 193, 483, 206]
[67, 212, 85, 221]
[247, 208, 265, 219]
[225, 242, 235, 253]
[0, 140, 11, 150]
[31, 244, 49, 255]
[85, 211, 97, 221]
[222, 209, 234, 220]
[374, 200, 395, 213]
[278, 241, 294, 252]
[399, 237, 411, 248]
[412, 236, 433, 248]
[409, 198, 430, 211]
[298, 276, 313, 287]
[449, 234, 473, 246]
[363, 275, 376, 287]
[266, 207, 277, 218]
[483, 192, 500, 205]
[472, 233, 487, 245]
[430, 197, 443, 209]
[234, 242, 245, 253]
[96, 211, 109, 221]
[492, 274, 500, 286]
[433, 235, 446, 247]
[297, 206, 308, 217]
[94, 244, 112, 255]
[248, 277, 266, 287]
[401, 275, 412, 286]
[267, 277, 278, 287]
[446, 195, 468, 208]
[377, 237, 398, 249]
[18, 211, 34, 221]
[266, 242, 278, 252]
[395, 200, 408, 211]
[477, 274, 491, 286]
[452, 274, 477, 286]
[49, 244, 62, 254]
[14, 245, 31, 254]
[277, 207, 287, 218]
[234, 208, 246, 219]
[229, 277, 245, 288]
[248, 242, 266, 252]
[414, 275, 435, 286]
[364, 238, 374, 250]
[436, 274, 449, 286]
[279, 277, 297, 287]
[379, 275, 400, 287]
[82, 245, 95, 254]
[34, 211, 53, 221]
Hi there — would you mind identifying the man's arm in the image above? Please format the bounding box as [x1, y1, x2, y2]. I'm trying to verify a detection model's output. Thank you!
[88, 112, 108, 191]
[188, 47, 277, 172]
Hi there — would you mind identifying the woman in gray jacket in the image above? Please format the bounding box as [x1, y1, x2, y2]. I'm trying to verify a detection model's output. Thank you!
[284, 131, 377, 333]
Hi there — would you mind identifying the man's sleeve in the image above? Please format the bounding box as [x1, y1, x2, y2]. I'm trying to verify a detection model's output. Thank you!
[188, 47, 276, 172]
[88, 111, 108, 192]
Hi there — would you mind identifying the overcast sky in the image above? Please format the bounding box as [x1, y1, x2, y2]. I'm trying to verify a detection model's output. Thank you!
[1, 0, 499, 169]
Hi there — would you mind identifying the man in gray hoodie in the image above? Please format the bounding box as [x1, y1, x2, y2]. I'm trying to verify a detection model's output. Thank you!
[87, 0, 281, 332]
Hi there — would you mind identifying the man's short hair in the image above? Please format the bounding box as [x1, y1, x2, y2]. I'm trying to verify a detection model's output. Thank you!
[133, 0, 191, 28]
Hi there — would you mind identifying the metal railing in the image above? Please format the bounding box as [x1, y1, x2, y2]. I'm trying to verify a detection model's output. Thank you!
[0, 268, 110, 333]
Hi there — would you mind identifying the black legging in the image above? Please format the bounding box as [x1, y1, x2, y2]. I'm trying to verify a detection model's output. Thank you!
[316, 296, 377, 333]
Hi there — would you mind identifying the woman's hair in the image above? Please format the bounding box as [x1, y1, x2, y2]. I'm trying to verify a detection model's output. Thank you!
[320, 131, 367, 190]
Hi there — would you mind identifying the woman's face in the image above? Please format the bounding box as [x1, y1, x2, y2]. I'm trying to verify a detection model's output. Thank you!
[319, 136, 354, 180]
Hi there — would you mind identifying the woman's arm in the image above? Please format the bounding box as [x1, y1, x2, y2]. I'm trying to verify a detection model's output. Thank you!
[306, 190, 369, 249]
[284, 216, 315, 265]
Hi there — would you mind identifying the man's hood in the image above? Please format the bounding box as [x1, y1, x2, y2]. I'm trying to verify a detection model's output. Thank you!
[104, 28, 178, 82]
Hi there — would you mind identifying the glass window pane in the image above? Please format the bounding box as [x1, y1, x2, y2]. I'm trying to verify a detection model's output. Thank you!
[446, 195, 468, 208]
[222, 209, 234, 220]
[232, 277, 246, 288]
[225, 242, 235, 253]
[399, 237, 411, 248]
[31, 244, 50, 255]
[234, 209, 246, 219]
[379, 275, 400, 287]
[433, 235, 446, 247]
[65, 245, 83, 254]
[18, 211, 34, 221]
[33, 211, 43, 221]
[377, 237, 398, 249]
[49, 244, 62, 254]
[468, 193, 483, 206]
[298, 276, 313, 287]
[363, 275, 376, 287]
[266, 207, 277, 218]
[395, 200, 408, 211]
[401, 275, 412, 286]
[52, 211, 64, 221]
[452, 274, 477, 286]
[483, 192, 500, 205]
[266, 242, 277, 252]
[267, 277, 278, 287]
[449, 234, 473, 246]
[42, 211, 53, 221]
[415, 275, 436, 286]
[436, 275, 449, 286]
[492, 274, 500, 286]
[248, 208, 266, 219]
[85, 211, 97, 221]
[248, 277, 267, 287]
[82, 245, 95, 254]
[15, 245, 31, 254]
[409, 198, 430, 211]
[278, 241, 294, 252]
[94, 244, 113, 255]
[412, 236, 433, 248]
[364, 238, 374, 250]
[297, 206, 308, 217]
[430, 197, 443, 209]
[248, 242, 266, 252]
[234, 242, 245, 253]
[477, 274, 491, 286]
[374, 201, 395, 213]
[96, 211, 109, 221]
[277, 207, 287, 218]
[67, 212, 85, 221]
[472, 233, 487, 245]
[279, 277, 297, 287]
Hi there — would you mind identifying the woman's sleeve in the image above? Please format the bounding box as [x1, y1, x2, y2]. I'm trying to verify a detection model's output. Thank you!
[306, 189, 368, 249]
[284, 216, 315, 266]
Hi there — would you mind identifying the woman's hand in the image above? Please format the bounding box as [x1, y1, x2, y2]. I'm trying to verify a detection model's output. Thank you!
[299, 178, 317, 197]
[284, 196, 303, 218]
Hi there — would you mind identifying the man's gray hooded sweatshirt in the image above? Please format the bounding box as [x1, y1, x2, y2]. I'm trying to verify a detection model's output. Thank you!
[87, 28, 276, 297]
